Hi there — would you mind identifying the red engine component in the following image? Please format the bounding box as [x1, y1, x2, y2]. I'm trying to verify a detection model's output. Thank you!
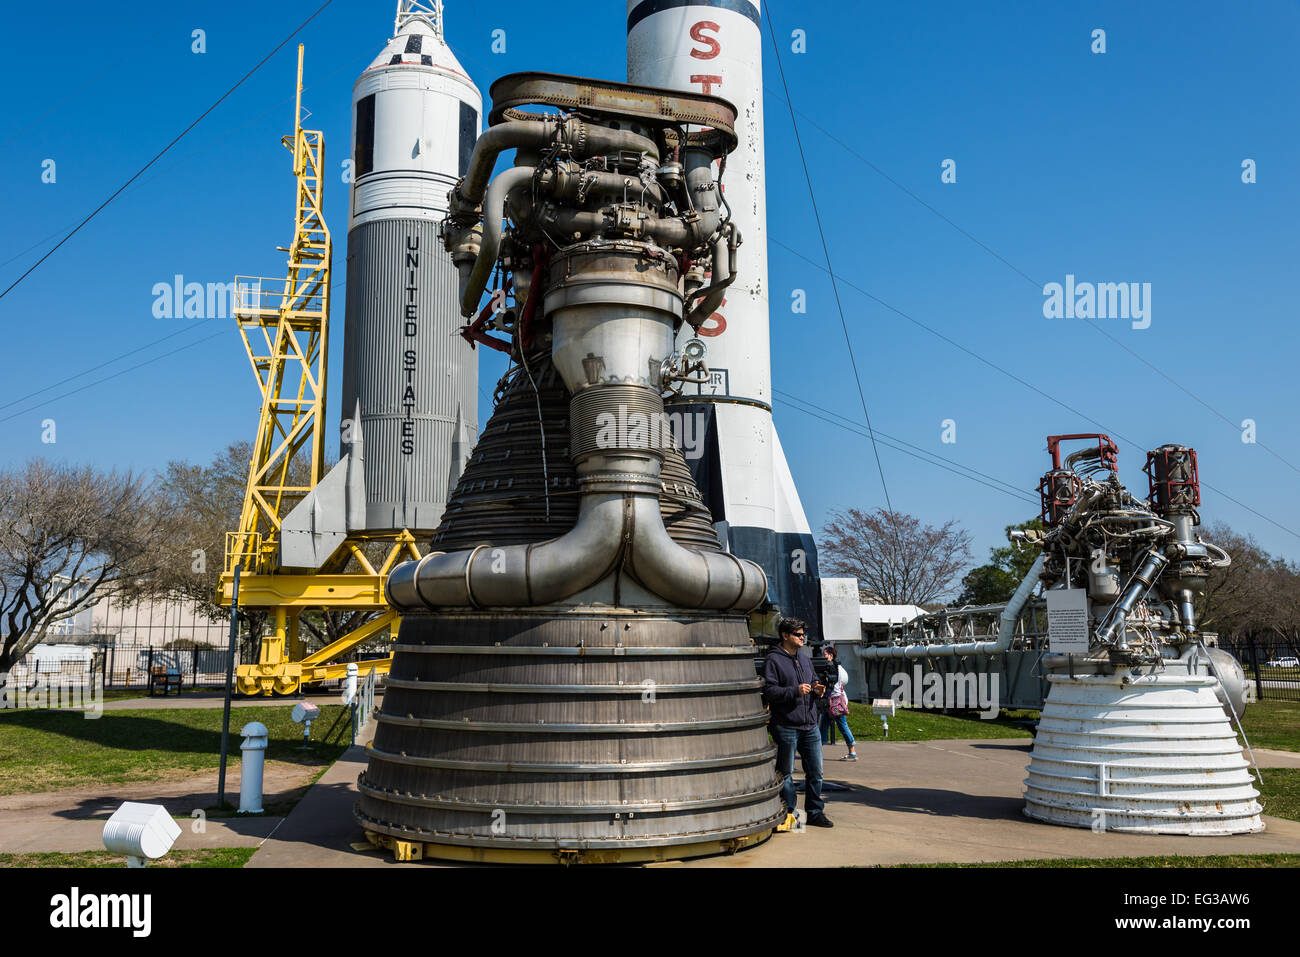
[459, 280, 514, 355]
[1039, 469, 1083, 526]
[1038, 434, 1117, 525]
[1045, 433, 1119, 472]
[1144, 445, 1200, 514]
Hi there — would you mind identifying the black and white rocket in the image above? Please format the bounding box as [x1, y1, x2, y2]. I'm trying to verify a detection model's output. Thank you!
[626, 0, 823, 628]
[280, 1, 481, 567]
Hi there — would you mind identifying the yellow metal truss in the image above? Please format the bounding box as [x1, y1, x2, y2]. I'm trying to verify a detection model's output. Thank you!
[227, 44, 331, 575]
[224, 533, 423, 695]
[217, 46, 418, 695]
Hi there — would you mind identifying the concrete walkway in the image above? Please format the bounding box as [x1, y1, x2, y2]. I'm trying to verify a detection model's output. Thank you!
[677, 739, 1300, 867]
[244, 737, 1300, 869]
[100, 692, 357, 712]
[0, 762, 317, 854]
[247, 724, 391, 868]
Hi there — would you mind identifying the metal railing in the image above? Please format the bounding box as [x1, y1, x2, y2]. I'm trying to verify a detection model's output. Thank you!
[351, 666, 377, 743]
[1222, 634, 1300, 702]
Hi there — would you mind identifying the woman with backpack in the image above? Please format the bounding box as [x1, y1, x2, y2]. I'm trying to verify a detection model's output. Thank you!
[819, 645, 857, 761]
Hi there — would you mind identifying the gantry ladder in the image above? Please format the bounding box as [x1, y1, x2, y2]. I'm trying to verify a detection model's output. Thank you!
[227, 44, 331, 576]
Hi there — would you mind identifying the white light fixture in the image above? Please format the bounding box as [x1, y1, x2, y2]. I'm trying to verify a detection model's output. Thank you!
[871, 698, 896, 737]
[102, 801, 181, 868]
[291, 701, 320, 748]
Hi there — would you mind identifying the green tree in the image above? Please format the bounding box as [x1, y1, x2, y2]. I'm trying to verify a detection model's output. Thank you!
[956, 516, 1045, 605]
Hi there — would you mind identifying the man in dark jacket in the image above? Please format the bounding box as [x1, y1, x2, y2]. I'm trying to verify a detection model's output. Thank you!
[762, 617, 832, 828]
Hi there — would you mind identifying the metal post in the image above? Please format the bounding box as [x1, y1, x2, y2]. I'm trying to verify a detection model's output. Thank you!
[1248, 633, 1264, 702]
[192, 645, 199, 688]
[217, 567, 242, 810]
[147, 648, 154, 695]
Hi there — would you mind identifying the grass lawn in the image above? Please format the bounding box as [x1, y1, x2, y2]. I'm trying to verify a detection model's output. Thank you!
[0, 704, 351, 796]
[1240, 700, 1300, 752]
[1257, 767, 1300, 822]
[842, 702, 1035, 743]
[902, 853, 1300, 868]
[0, 848, 256, 868]
[0, 687, 147, 710]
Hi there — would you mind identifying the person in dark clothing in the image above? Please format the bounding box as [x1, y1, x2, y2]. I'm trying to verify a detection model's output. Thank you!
[762, 617, 833, 828]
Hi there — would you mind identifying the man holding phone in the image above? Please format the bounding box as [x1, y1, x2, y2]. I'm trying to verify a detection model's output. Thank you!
[762, 617, 832, 828]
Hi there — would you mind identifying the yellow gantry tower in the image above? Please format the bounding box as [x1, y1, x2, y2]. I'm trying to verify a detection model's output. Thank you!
[219, 46, 417, 695]
[229, 45, 330, 575]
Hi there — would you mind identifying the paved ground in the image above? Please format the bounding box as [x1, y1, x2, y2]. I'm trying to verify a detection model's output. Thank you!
[676, 740, 1300, 868]
[7, 726, 1299, 866]
[99, 692, 355, 712]
[247, 737, 1300, 869]
[0, 762, 318, 854]
[247, 722, 389, 869]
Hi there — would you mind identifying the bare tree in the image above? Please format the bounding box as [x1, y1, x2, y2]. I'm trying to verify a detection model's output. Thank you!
[151, 441, 379, 655]
[1200, 520, 1300, 640]
[819, 507, 973, 606]
[151, 441, 252, 614]
[0, 460, 171, 673]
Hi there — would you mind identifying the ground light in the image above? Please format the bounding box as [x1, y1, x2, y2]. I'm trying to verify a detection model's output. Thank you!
[101, 802, 181, 868]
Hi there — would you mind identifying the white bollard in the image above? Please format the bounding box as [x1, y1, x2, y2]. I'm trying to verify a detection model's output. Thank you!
[239, 721, 269, 814]
[342, 662, 358, 706]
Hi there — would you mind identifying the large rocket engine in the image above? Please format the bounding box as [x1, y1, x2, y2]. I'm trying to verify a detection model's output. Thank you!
[355, 73, 785, 861]
[1022, 435, 1262, 835]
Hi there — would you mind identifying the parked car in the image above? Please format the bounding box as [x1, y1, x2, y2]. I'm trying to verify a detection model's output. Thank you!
[1265, 656, 1299, 668]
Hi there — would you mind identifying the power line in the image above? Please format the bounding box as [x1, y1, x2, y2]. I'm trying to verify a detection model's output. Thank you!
[763, 85, 1300, 478]
[0, 329, 229, 425]
[768, 238, 1300, 542]
[0, 0, 337, 303]
[762, 5, 892, 513]
[0, 319, 219, 412]
[771, 237, 1117, 434]
[773, 389, 1038, 506]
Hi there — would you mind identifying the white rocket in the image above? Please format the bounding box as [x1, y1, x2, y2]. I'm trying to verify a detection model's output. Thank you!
[627, 0, 821, 625]
[280, 1, 481, 568]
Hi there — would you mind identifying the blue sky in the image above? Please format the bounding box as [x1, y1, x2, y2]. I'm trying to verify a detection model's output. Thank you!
[1, 0, 1297, 572]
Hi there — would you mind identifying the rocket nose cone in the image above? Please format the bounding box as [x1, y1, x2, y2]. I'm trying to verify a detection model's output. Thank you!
[365, 18, 471, 81]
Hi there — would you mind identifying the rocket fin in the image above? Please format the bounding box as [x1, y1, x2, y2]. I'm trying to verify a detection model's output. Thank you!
[279, 457, 351, 570]
[447, 401, 470, 498]
[345, 398, 367, 532]
[279, 400, 368, 570]
[771, 426, 812, 537]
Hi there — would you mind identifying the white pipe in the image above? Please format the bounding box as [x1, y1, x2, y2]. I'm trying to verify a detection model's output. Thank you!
[626, 496, 767, 611]
[855, 555, 1045, 660]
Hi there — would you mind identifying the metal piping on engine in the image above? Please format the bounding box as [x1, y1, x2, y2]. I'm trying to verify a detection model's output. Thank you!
[458, 117, 659, 205]
[388, 72, 765, 616]
[458, 165, 535, 316]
